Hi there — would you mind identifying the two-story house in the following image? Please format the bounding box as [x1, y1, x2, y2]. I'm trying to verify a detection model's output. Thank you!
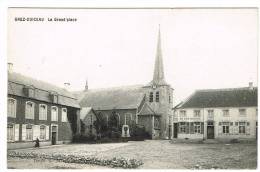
[173, 83, 257, 141]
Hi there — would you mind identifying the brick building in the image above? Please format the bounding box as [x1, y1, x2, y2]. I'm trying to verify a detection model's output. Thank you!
[7, 64, 80, 149]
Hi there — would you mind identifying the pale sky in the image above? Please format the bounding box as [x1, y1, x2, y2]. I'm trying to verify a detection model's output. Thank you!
[8, 8, 258, 105]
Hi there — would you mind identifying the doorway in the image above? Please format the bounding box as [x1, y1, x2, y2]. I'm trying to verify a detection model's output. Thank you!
[173, 123, 178, 138]
[207, 126, 214, 139]
[51, 125, 57, 145]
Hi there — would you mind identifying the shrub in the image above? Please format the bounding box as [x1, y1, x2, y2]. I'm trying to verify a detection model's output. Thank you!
[8, 151, 143, 169]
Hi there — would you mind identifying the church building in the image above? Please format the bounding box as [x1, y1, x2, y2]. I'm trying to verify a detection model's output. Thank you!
[75, 28, 174, 139]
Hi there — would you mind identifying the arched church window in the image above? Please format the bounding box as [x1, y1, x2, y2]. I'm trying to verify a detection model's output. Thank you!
[156, 91, 160, 102]
[149, 92, 153, 102]
[125, 113, 133, 125]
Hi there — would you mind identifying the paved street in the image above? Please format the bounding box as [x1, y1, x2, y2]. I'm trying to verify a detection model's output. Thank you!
[8, 140, 257, 169]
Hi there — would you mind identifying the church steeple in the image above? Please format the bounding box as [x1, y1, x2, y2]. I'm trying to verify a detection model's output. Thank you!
[151, 25, 168, 86]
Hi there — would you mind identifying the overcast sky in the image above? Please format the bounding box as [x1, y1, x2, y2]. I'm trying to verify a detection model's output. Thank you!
[8, 8, 258, 105]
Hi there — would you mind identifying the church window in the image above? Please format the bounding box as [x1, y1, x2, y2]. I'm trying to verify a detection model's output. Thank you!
[155, 91, 159, 102]
[149, 92, 153, 102]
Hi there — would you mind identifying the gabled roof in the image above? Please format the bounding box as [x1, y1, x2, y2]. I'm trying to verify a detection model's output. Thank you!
[80, 107, 96, 120]
[8, 72, 80, 108]
[178, 87, 258, 109]
[77, 85, 145, 110]
[138, 102, 156, 116]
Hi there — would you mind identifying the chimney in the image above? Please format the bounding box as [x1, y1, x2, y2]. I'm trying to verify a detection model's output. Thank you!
[64, 82, 70, 90]
[249, 82, 253, 90]
[8, 63, 13, 73]
[84, 79, 88, 91]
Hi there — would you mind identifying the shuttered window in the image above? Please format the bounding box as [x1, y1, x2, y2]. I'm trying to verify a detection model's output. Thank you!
[239, 109, 246, 117]
[194, 110, 201, 117]
[194, 122, 201, 134]
[239, 122, 246, 134]
[40, 125, 46, 140]
[25, 101, 35, 119]
[61, 108, 68, 122]
[223, 109, 229, 117]
[8, 98, 16, 117]
[180, 110, 186, 118]
[179, 122, 186, 133]
[7, 124, 14, 142]
[26, 124, 33, 141]
[51, 106, 58, 121]
[39, 104, 47, 120]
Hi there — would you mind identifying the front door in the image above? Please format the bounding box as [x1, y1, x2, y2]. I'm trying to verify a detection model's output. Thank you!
[173, 123, 178, 138]
[207, 126, 214, 139]
[52, 132, 56, 145]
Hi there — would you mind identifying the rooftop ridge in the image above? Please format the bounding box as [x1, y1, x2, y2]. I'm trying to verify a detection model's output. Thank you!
[196, 86, 257, 92]
[8, 72, 76, 99]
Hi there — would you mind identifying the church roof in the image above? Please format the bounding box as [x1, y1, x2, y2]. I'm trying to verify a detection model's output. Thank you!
[80, 107, 96, 120]
[177, 87, 258, 109]
[77, 85, 145, 110]
[8, 72, 80, 108]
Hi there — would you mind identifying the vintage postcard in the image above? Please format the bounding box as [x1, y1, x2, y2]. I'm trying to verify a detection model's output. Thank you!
[4, 5, 258, 170]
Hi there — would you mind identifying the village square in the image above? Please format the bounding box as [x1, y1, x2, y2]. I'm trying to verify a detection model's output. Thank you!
[6, 8, 257, 169]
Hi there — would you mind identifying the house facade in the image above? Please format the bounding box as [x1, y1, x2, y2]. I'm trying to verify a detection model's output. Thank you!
[74, 28, 174, 139]
[7, 66, 81, 149]
[173, 85, 258, 141]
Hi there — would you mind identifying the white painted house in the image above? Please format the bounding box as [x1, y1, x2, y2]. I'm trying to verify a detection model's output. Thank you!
[173, 83, 257, 141]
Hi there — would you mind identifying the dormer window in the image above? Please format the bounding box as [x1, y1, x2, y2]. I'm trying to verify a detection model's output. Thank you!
[50, 92, 58, 104]
[23, 85, 35, 98]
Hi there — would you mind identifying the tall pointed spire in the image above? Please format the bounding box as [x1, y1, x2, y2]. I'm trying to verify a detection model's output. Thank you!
[84, 78, 88, 91]
[151, 25, 167, 86]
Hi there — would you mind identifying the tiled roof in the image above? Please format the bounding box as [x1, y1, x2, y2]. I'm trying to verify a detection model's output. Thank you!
[77, 85, 145, 110]
[8, 72, 80, 108]
[178, 87, 258, 108]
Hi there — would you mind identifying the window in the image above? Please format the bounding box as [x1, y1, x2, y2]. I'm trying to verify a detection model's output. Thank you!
[208, 110, 214, 118]
[8, 98, 16, 117]
[40, 125, 46, 140]
[222, 122, 230, 134]
[239, 122, 246, 134]
[194, 110, 201, 118]
[61, 108, 68, 122]
[125, 113, 133, 125]
[194, 122, 201, 133]
[169, 95, 171, 103]
[149, 92, 153, 102]
[180, 110, 186, 118]
[179, 122, 186, 133]
[239, 109, 246, 117]
[223, 109, 229, 117]
[26, 124, 33, 140]
[39, 104, 47, 120]
[51, 106, 58, 121]
[25, 101, 34, 119]
[155, 91, 159, 102]
[7, 124, 14, 141]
